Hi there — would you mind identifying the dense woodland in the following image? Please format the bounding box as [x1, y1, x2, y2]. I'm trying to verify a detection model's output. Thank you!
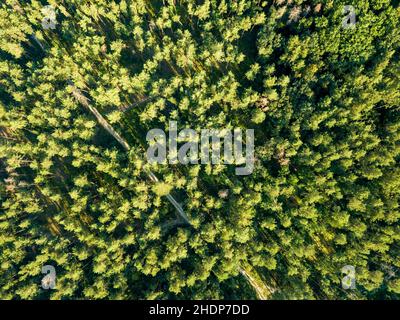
[0, 0, 399, 299]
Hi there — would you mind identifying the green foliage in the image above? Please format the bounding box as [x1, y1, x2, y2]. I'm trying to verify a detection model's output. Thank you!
[0, 0, 399, 300]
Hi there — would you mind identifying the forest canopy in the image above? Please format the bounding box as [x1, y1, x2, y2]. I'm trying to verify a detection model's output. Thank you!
[0, 0, 399, 300]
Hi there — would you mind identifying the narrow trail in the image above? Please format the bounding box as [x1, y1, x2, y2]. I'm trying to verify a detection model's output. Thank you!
[239, 265, 274, 300]
[69, 82, 191, 225]
[71, 83, 274, 299]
